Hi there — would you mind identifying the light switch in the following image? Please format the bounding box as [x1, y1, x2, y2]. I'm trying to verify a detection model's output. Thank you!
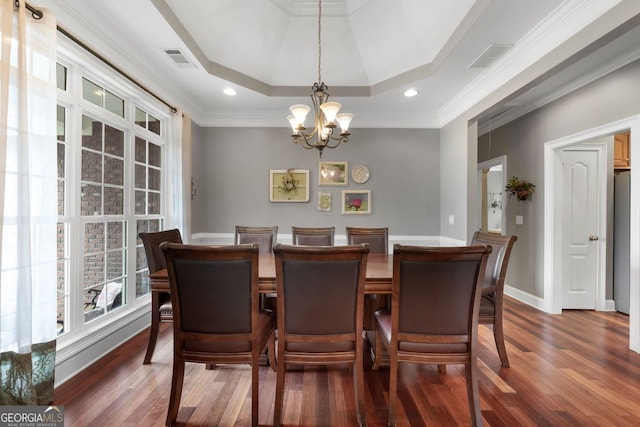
[516, 215, 524, 225]
[449, 215, 455, 225]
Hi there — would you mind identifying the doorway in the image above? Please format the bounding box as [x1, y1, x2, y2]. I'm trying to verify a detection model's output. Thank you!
[477, 156, 506, 235]
[543, 115, 640, 352]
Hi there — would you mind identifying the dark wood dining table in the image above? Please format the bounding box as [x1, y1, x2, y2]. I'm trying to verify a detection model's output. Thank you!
[149, 252, 393, 294]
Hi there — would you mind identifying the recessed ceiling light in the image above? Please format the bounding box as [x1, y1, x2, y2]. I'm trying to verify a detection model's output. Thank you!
[223, 87, 237, 96]
[404, 88, 418, 97]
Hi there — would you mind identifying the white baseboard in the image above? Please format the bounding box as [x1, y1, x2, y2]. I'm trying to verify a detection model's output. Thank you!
[604, 299, 617, 311]
[54, 306, 150, 386]
[505, 284, 546, 311]
[504, 286, 620, 314]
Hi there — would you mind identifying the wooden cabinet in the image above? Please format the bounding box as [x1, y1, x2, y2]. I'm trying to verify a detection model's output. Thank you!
[614, 131, 630, 169]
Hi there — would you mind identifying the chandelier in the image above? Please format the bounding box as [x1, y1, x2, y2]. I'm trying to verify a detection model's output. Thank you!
[287, 0, 353, 158]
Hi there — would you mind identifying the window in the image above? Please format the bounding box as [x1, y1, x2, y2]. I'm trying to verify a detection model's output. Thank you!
[56, 100, 69, 334]
[55, 44, 170, 341]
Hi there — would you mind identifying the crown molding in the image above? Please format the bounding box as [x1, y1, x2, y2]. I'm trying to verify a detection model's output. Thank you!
[193, 108, 439, 129]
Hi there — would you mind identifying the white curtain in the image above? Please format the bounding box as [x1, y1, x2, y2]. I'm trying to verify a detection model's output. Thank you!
[167, 110, 191, 242]
[0, 0, 58, 404]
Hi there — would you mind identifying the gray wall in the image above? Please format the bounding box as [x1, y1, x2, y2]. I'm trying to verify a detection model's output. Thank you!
[191, 127, 440, 237]
[440, 119, 477, 243]
[478, 58, 640, 298]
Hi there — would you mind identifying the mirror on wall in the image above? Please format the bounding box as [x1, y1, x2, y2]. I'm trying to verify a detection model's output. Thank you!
[478, 156, 506, 234]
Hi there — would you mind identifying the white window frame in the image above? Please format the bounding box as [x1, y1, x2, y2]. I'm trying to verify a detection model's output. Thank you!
[54, 35, 172, 356]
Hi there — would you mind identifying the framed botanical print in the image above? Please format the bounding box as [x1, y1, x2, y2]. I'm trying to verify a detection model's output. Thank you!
[342, 190, 371, 214]
[319, 161, 348, 186]
[318, 191, 332, 211]
[269, 169, 309, 202]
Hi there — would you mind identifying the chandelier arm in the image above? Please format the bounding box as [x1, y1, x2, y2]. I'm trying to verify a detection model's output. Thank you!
[294, 139, 322, 150]
[324, 135, 349, 149]
[293, 128, 320, 149]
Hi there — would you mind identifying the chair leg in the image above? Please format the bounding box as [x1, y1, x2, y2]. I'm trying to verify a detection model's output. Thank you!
[493, 318, 510, 368]
[465, 359, 483, 427]
[251, 353, 260, 427]
[143, 292, 162, 364]
[354, 358, 368, 426]
[372, 327, 384, 371]
[274, 357, 286, 426]
[387, 355, 398, 427]
[165, 356, 185, 427]
[267, 330, 277, 372]
[437, 364, 447, 374]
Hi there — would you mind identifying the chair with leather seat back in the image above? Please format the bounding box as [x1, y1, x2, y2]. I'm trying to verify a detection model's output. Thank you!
[471, 231, 517, 368]
[272, 243, 369, 427]
[161, 243, 276, 427]
[291, 226, 335, 246]
[373, 244, 491, 426]
[235, 226, 278, 255]
[346, 226, 388, 254]
[139, 228, 182, 364]
[346, 226, 389, 360]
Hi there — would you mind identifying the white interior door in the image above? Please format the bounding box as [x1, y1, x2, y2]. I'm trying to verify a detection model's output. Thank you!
[562, 148, 600, 309]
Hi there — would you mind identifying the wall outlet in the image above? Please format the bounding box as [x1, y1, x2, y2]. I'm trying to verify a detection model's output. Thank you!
[516, 215, 524, 225]
[448, 215, 455, 225]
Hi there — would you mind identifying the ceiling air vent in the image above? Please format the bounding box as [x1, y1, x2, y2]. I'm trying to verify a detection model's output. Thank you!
[163, 48, 195, 68]
[468, 43, 513, 68]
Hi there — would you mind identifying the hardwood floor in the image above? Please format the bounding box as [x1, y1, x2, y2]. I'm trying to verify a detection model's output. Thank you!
[54, 297, 640, 426]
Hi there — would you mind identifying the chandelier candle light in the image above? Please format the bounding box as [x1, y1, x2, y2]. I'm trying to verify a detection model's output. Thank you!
[287, 0, 353, 158]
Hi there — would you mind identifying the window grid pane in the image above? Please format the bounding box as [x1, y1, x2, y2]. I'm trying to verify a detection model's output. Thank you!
[81, 116, 126, 218]
[83, 220, 126, 323]
[133, 138, 162, 217]
[82, 77, 125, 118]
[135, 219, 161, 298]
[56, 63, 67, 91]
[135, 107, 161, 136]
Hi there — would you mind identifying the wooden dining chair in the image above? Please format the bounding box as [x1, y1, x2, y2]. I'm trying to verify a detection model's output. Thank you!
[291, 226, 335, 246]
[273, 243, 370, 427]
[139, 228, 182, 364]
[346, 226, 388, 253]
[373, 244, 491, 426]
[346, 226, 389, 363]
[471, 231, 517, 368]
[161, 243, 276, 427]
[235, 225, 278, 255]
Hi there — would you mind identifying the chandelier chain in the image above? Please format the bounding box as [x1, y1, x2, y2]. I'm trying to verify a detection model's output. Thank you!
[286, 0, 351, 158]
[317, 0, 322, 83]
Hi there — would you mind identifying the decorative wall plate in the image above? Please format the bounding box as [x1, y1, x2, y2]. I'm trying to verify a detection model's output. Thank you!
[351, 165, 370, 184]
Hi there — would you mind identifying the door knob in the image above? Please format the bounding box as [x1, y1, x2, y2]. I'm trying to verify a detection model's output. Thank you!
[589, 235, 599, 241]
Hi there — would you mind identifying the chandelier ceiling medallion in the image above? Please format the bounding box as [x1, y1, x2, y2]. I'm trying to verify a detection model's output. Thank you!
[287, 0, 353, 158]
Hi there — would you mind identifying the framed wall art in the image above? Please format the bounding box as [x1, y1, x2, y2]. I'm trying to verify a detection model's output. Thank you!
[269, 169, 309, 202]
[319, 161, 348, 186]
[318, 191, 332, 211]
[342, 190, 371, 214]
